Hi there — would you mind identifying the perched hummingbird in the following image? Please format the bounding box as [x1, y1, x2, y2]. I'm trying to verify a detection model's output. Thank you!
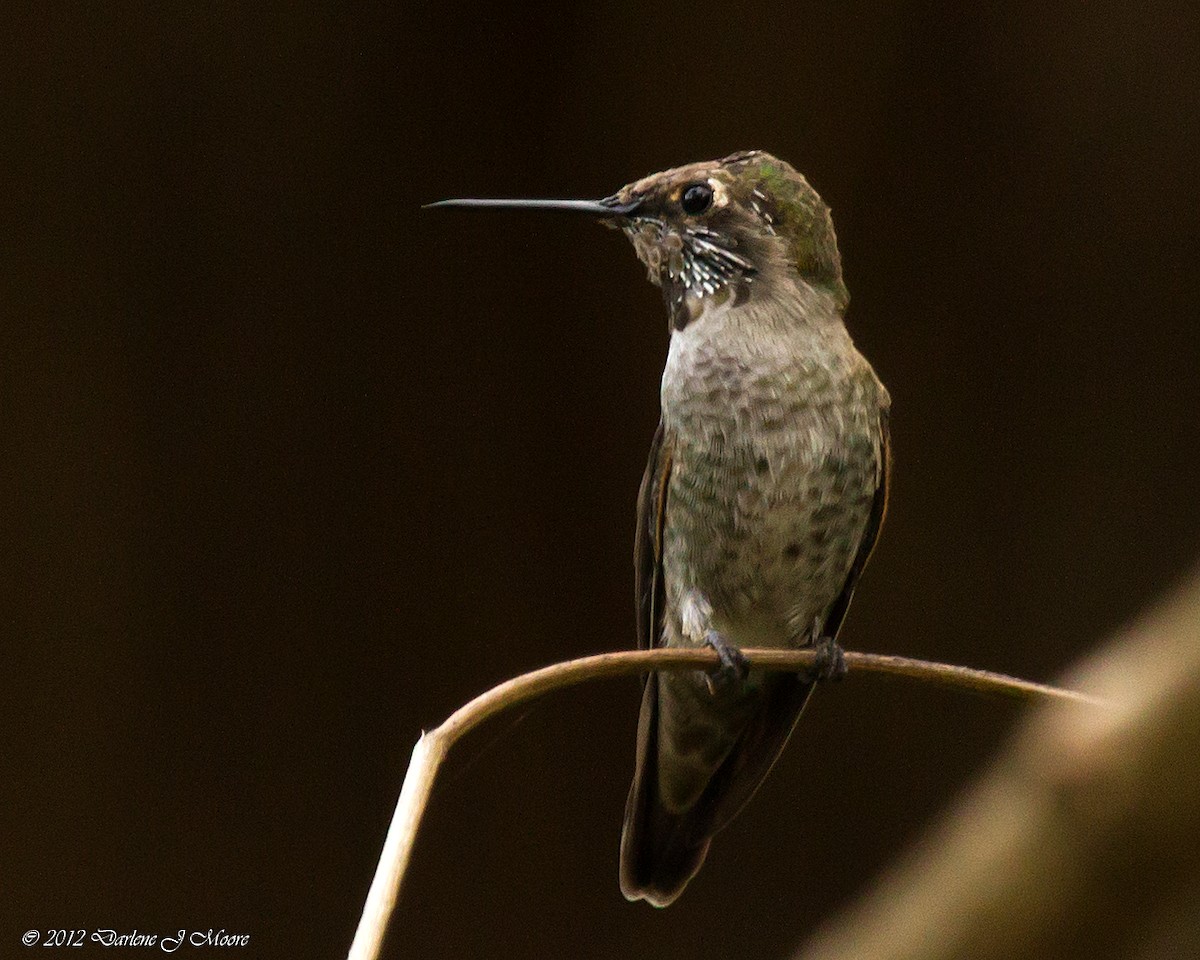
[429, 151, 890, 906]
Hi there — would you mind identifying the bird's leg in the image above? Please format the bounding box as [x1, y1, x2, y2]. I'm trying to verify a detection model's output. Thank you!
[703, 629, 750, 695]
[807, 617, 847, 683]
[680, 589, 748, 695]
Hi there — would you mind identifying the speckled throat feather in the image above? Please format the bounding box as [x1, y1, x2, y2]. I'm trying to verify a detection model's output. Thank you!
[622, 217, 757, 331]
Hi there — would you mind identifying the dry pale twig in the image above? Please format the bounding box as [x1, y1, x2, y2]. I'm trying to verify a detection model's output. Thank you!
[346, 647, 1105, 960]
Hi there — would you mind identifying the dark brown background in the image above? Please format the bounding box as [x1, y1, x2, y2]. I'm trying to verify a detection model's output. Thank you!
[4, 2, 1200, 959]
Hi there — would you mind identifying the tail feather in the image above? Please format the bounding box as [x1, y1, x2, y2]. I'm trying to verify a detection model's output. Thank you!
[619, 672, 814, 906]
[619, 677, 711, 906]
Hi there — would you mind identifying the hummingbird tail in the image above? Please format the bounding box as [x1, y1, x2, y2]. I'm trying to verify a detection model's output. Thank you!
[619, 671, 816, 906]
[618, 677, 712, 907]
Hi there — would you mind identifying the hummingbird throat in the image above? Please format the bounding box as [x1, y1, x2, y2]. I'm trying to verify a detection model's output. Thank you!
[624, 219, 757, 330]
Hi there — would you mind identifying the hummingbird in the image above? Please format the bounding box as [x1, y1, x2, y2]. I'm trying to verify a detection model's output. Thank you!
[428, 151, 890, 907]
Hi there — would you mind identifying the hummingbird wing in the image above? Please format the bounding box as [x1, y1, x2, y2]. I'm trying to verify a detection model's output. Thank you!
[622, 418, 706, 905]
[620, 412, 891, 907]
[633, 419, 672, 654]
[820, 408, 891, 643]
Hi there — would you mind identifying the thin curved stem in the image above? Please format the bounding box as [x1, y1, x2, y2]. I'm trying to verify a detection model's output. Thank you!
[346, 648, 1105, 960]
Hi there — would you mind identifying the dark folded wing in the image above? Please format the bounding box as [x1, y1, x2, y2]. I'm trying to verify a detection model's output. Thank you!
[634, 419, 672, 652]
[821, 408, 891, 643]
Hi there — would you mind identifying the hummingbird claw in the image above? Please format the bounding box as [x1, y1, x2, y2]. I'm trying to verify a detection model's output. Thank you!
[807, 635, 847, 683]
[703, 629, 749, 696]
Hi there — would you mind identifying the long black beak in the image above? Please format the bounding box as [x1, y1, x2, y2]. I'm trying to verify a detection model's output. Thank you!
[423, 196, 642, 217]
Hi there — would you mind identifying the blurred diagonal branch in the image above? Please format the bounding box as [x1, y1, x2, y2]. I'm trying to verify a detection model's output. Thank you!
[794, 563, 1200, 960]
[347, 648, 1102, 960]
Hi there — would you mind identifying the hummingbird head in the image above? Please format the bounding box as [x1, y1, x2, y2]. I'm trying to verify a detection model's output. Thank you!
[607, 150, 847, 327]
[426, 150, 846, 329]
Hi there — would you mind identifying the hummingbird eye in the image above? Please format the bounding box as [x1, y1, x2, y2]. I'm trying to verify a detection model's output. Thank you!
[680, 182, 714, 215]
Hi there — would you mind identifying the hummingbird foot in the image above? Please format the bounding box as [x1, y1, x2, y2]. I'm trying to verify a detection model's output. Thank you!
[703, 629, 750, 696]
[807, 635, 847, 683]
